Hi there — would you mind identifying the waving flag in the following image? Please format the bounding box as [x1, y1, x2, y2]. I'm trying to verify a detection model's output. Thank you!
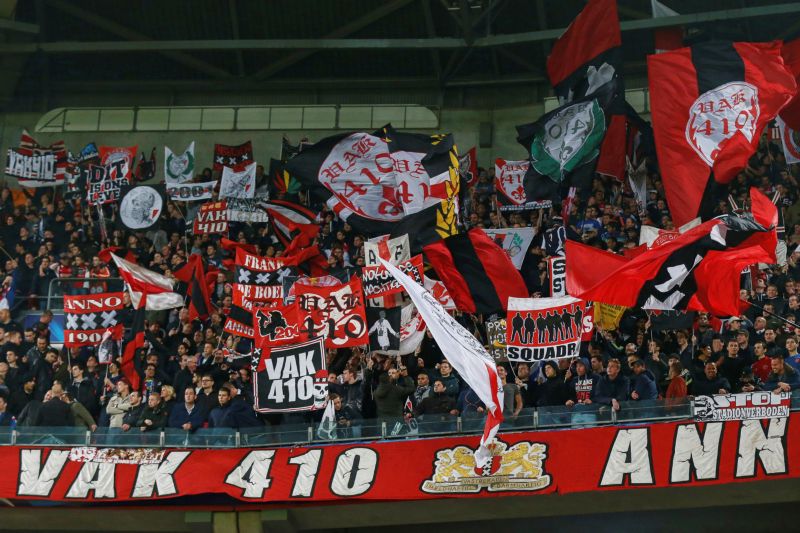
[381, 259, 503, 467]
[285, 124, 459, 235]
[173, 254, 213, 321]
[566, 188, 777, 317]
[779, 39, 800, 130]
[648, 41, 796, 226]
[111, 253, 184, 311]
[5, 130, 68, 187]
[547, 0, 626, 180]
[164, 142, 195, 183]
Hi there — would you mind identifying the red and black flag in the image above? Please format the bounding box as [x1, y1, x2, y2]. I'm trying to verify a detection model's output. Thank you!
[459, 146, 479, 189]
[566, 188, 777, 317]
[423, 228, 528, 314]
[262, 200, 317, 247]
[64, 292, 125, 348]
[780, 38, 800, 130]
[648, 41, 796, 227]
[173, 254, 213, 321]
[121, 305, 145, 393]
[546, 0, 626, 180]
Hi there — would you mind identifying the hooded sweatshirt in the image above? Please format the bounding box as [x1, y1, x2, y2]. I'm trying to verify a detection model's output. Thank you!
[567, 358, 599, 403]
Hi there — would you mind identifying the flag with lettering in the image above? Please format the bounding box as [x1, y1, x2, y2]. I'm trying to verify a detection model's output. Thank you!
[253, 337, 328, 413]
[64, 292, 125, 348]
[213, 141, 253, 171]
[5, 130, 67, 187]
[295, 277, 369, 348]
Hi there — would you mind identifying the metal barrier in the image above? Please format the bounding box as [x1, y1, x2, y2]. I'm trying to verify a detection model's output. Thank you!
[7, 397, 793, 449]
[45, 276, 125, 310]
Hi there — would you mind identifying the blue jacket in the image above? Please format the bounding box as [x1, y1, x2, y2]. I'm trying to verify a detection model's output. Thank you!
[208, 397, 261, 428]
[764, 365, 800, 391]
[168, 403, 206, 431]
[630, 370, 658, 401]
[594, 374, 630, 406]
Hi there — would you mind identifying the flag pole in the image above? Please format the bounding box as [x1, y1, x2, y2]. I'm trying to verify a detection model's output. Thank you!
[744, 300, 800, 329]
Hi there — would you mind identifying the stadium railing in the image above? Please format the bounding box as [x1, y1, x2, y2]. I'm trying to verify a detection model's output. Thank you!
[4, 396, 796, 448]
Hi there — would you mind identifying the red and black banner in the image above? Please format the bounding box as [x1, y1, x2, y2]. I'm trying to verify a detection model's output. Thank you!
[1, 413, 796, 503]
[566, 188, 778, 317]
[423, 229, 528, 314]
[193, 201, 229, 235]
[64, 293, 125, 348]
[295, 277, 369, 348]
[213, 141, 253, 171]
[253, 303, 301, 349]
[225, 250, 290, 338]
[121, 306, 145, 392]
[546, 0, 626, 180]
[173, 255, 213, 321]
[459, 146, 479, 188]
[648, 41, 796, 226]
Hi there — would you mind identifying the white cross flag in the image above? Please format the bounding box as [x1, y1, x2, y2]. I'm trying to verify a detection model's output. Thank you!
[380, 259, 504, 467]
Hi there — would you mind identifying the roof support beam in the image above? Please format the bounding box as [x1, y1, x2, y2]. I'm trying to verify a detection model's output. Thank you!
[46, 0, 232, 79]
[228, 0, 245, 76]
[4, 3, 800, 54]
[0, 17, 39, 34]
[252, 0, 415, 80]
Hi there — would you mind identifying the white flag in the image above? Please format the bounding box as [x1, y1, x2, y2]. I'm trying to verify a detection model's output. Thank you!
[380, 259, 504, 467]
[220, 161, 256, 199]
[164, 142, 195, 184]
[316, 400, 337, 441]
[111, 253, 184, 311]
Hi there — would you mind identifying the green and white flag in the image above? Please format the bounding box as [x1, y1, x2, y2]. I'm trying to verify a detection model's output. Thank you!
[164, 142, 195, 184]
[516, 85, 613, 202]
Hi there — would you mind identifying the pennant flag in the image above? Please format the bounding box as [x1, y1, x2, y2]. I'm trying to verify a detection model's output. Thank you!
[5, 130, 67, 187]
[121, 306, 145, 393]
[268, 158, 302, 196]
[459, 146, 479, 188]
[111, 253, 184, 311]
[253, 303, 301, 349]
[399, 303, 427, 355]
[516, 86, 615, 202]
[134, 147, 156, 182]
[220, 161, 256, 199]
[173, 254, 213, 321]
[317, 399, 337, 441]
[648, 41, 796, 226]
[593, 302, 627, 330]
[651, 0, 683, 54]
[779, 39, 800, 130]
[295, 277, 369, 348]
[213, 141, 253, 171]
[546, 0, 625, 180]
[482, 228, 536, 270]
[285, 124, 459, 235]
[423, 228, 528, 314]
[380, 259, 503, 467]
[64, 292, 124, 348]
[494, 158, 552, 211]
[366, 306, 401, 353]
[193, 201, 229, 235]
[167, 180, 215, 202]
[164, 142, 195, 183]
[566, 188, 778, 317]
[117, 184, 167, 231]
[263, 200, 317, 247]
[506, 296, 587, 362]
[777, 116, 800, 164]
[253, 337, 328, 413]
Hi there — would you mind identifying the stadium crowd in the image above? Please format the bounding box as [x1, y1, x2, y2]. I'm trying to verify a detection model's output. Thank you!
[0, 132, 798, 437]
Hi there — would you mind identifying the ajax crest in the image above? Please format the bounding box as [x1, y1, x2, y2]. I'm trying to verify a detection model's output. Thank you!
[685, 81, 759, 166]
[421, 439, 551, 493]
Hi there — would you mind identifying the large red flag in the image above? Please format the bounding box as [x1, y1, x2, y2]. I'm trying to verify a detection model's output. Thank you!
[648, 41, 796, 227]
[779, 39, 800, 130]
[566, 188, 777, 317]
[423, 229, 528, 314]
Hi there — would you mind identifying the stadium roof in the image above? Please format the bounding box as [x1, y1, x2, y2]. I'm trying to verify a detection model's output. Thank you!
[1, 0, 799, 110]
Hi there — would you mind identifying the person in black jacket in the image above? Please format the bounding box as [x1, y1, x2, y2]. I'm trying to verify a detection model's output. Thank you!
[594, 358, 629, 411]
[68, 362, 98, 417]
[120, 391, 145, 432]
[691, 362, 731, 396]
[35, 391, 73, 426]
[536, 361, 567, 407]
